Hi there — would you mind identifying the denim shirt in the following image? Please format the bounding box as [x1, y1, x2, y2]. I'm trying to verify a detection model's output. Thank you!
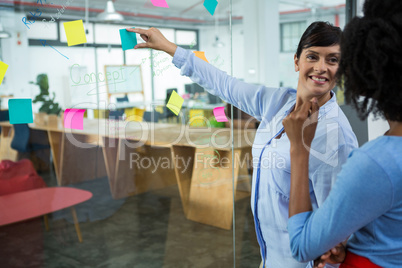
[172, 46, 358, 268]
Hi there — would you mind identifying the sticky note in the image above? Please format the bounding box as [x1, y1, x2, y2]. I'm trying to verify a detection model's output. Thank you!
[194, 51, 209, 63]
[64, 108, 86, 130]
[63, 20, 87, 46]
[213, 107, 228, 122]
[119, 28, 138, 51]
[151, 0, 169, 8]
[0, 61, 8, 85]
[166, 91, 184, 116]
[204, 0, 218, 16]
[8, 99, 34, 124]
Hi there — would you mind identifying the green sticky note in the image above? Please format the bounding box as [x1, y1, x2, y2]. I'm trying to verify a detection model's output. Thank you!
[166, 91, 184, 116]
[204, 0, 218, 16]
[119, 28, 138, 51]
[63, 20, 87, 46]
[8, 99, 34, 124]
[0, 60, 8, 85]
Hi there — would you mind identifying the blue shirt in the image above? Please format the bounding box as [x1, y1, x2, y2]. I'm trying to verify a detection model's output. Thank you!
[172, 46, 358, 268]
[288, 136, 402, 267]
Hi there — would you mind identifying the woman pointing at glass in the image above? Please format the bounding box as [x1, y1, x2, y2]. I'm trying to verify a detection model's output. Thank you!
[127, 21, 358, 268]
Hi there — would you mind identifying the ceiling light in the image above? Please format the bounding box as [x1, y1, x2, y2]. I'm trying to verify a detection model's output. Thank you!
[0, 23, 11, 39]
[97, 1, 124, 22]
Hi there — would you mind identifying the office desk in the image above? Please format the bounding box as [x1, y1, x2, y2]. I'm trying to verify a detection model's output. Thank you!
[0, 119, 256, 229]
[0, 122, 18, 161]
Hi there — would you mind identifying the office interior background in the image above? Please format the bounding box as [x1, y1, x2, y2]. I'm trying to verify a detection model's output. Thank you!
[0, 0, 388, 267]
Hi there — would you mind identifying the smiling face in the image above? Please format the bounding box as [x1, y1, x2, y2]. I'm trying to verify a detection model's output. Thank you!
[294, 45, 340, 104]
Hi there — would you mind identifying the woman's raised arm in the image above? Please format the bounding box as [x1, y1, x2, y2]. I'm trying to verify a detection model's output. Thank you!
[126, 27, 294, 121]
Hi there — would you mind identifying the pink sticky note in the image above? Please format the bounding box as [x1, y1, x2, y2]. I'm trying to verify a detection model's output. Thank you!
[151, 0, 169, 8]
[64, 109, 85, 130]
[213, 107, 228, 122]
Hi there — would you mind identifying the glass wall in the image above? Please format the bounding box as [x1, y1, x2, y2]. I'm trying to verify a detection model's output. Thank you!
[0, 0, 348, 267]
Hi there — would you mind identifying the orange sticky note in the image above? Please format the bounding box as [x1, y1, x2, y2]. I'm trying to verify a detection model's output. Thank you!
[64, 108, 86, 130]
[63, 20, 87, 46]
[0, 60, 8, 85]
[213, 107, 228, 122]
[166, 91, 184, 116]
[193, 51, 209, 63]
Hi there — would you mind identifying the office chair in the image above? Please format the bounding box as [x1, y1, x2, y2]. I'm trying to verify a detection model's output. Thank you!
[0, 110, 10, 135]
[11, 124, 50, 153]
[116, 95, 129, 103]
[143, 111, 160, 123]
[108, 110, 125, 120]
[10, 124, 52, 173]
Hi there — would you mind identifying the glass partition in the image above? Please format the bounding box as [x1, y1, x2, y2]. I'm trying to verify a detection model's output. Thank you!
[0, 0, 348, 267]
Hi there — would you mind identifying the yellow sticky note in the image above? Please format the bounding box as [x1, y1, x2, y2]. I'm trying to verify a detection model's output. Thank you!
[63, 20, 87, 46]
[166, 91, 184, 116]
[0, 61, 8, 85]
[193, 51, 209, 63]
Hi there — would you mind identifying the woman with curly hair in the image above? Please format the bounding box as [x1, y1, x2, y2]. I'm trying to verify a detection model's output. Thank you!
[284, 0, 402, 267]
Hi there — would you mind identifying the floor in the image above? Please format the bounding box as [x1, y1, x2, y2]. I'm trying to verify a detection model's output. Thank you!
[0, 167, 261, 268]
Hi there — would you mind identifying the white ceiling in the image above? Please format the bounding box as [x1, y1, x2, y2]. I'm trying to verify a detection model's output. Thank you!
[279, 0, 346, 12]
[15, 0, 346, 22]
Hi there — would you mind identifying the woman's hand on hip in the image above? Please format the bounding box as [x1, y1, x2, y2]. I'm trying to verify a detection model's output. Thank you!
[126, 27, 178, 57]
[313, 243, 346, 268]
[283, 97, 319, 152]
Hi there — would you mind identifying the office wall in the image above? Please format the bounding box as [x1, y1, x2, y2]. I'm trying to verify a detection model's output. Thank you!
[0, 11, 31, 102]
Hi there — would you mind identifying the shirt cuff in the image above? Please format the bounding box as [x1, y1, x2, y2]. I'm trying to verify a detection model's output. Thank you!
[287, 211, 313, 236]
[172, 46, 188, 69]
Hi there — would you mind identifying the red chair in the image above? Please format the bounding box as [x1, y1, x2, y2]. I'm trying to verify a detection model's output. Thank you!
[0, 159, 47, 267]
[0, 159, 47, 196]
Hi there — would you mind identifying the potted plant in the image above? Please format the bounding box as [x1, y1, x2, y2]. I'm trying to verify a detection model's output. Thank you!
[30, 74, 61, 126]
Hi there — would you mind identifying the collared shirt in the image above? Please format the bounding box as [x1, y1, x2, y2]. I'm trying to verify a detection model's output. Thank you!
[173, 46, 358, 268]
[288, 136, 402, 268]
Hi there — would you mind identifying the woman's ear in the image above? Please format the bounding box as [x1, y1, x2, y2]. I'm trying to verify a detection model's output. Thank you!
[294, 54, 299, 72]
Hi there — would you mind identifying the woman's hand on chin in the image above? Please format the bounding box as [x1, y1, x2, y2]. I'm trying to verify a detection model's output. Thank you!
[283, 97, 319, 152]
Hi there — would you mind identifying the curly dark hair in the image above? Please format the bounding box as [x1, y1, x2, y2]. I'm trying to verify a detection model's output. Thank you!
[336, 0, 402, 121]
[296, 21, 342, 59]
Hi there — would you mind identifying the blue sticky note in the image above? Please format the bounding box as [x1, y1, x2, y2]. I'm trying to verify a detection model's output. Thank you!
[119, 28, 138, 51]
[204, 0, 218, 16]
[8, 99, 34, 124]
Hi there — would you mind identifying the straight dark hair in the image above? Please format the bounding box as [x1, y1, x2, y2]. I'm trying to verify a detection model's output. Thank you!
[295, 21, 342, 59]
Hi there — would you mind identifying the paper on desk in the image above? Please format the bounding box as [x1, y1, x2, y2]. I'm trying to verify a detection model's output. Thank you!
[0, 61, 8, 85]
[166, 91, 184, 116]
[64, 108, 86, 130]
[63, 20, 87, 46]
[8, 99, 34, 124]
[213, 107, 228, 122]
[151, 0, 169, 8]
[120, 28, 138, 51]
[193, 51, 209, 63]
[204, 0, 218, 16]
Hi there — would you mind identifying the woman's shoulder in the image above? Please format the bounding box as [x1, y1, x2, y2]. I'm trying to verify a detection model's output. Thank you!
[350, 136, 402, 178]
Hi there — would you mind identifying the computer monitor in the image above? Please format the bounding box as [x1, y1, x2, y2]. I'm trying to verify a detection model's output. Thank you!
[185, 84, 193, 94]
[208, 92, 221, 104]
[192, 83, 204, 94]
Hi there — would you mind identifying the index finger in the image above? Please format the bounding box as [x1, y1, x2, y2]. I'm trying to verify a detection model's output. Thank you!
[310, 97, 319, 120]
[126, 27, 148, 35]
[298, 100, 312, 117]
